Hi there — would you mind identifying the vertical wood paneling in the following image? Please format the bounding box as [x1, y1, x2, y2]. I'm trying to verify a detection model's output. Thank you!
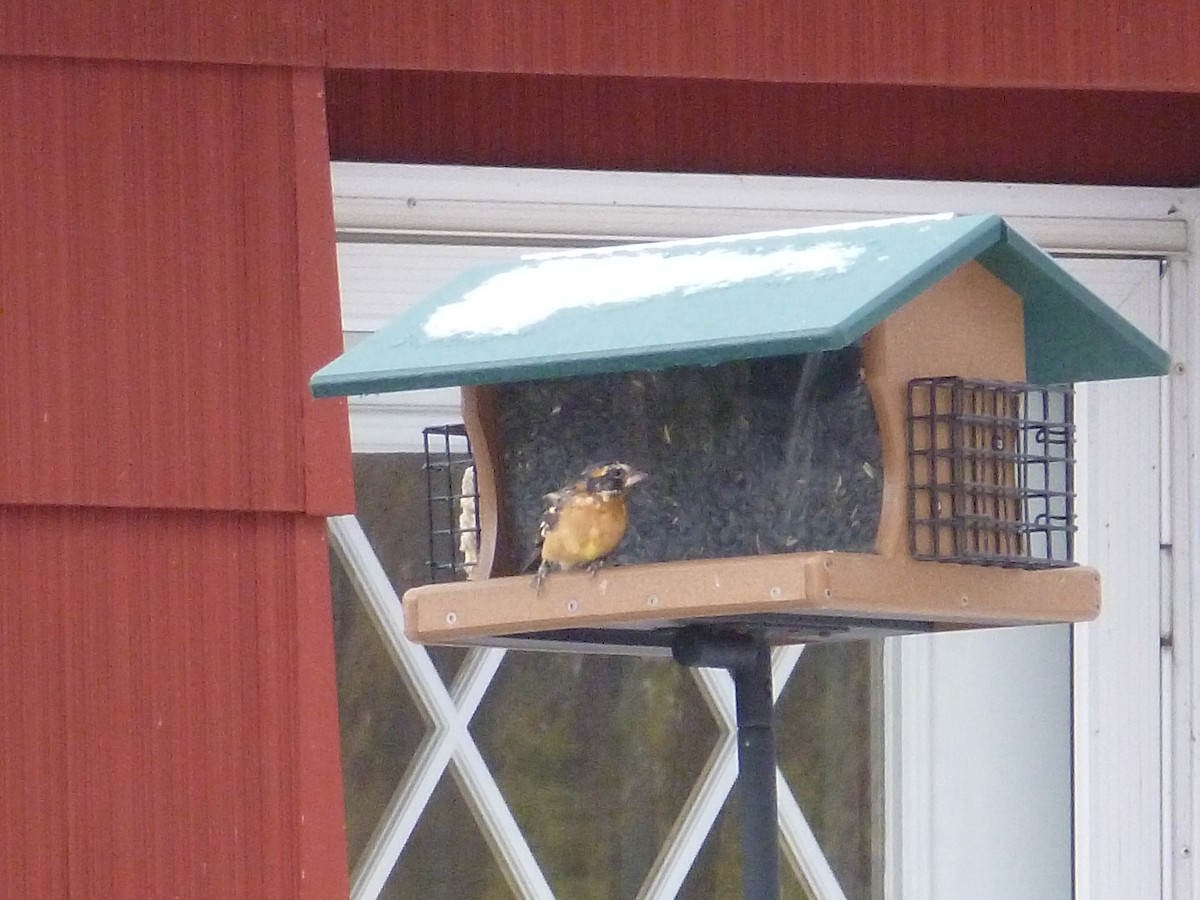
[0, 0, 323, 65]
[0, 55, 351, 900]
[0, 58, 352, 514]
[0, 507, 346, 898]
[326, 70, 1200, 187]
[322, 0, 1200, 91]
[3, 1, 1200, 93]
[1, 514, 70, 897]
[292, 515, 356, 898]
[293, 69, 355, 515]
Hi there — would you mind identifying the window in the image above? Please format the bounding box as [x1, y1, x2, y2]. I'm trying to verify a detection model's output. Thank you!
[328, 164, 1189, 900]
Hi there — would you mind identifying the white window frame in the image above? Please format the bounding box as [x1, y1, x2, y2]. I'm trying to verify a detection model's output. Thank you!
[331, 161, 1198, 899]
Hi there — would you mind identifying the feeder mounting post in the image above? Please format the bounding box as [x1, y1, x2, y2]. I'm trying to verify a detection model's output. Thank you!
[673, 627, 781, 900]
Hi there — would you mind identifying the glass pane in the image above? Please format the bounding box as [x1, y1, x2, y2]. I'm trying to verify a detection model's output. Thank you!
[331, 543, 426, 866]
[332, 453, 465, 870]
[345, 452, 466, 679]
[473, 654, 718, 898]
[776, 642, 878, 899]
[678, 799, 815, 900]
[385, 771, 515, 900]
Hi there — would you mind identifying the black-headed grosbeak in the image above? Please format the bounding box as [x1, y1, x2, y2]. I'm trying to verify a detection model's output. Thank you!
[532, 462, 647, 588]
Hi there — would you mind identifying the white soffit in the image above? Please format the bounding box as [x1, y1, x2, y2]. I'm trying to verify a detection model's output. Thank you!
[332, 162, 1191, 256]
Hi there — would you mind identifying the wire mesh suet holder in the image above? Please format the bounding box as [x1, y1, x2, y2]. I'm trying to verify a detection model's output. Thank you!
[907, 377, 1076, 569]
[422, 424, 481, 583]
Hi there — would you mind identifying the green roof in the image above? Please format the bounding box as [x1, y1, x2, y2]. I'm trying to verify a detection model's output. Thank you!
[311, 214, 1168, 398]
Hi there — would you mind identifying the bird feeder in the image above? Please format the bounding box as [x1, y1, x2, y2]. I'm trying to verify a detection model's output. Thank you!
[313, 214, 1167, 652]
[313, 213, 1168, 900]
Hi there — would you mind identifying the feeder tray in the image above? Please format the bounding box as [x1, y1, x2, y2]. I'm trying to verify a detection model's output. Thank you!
[313, 213, 1168, 653]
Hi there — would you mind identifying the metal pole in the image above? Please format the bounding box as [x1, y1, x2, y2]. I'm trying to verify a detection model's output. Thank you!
[732, 642, 781, 900]
[673, 628, 781, 900]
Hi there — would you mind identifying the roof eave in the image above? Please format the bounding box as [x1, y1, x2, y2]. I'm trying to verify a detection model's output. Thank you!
[980, 225, 1171, 383]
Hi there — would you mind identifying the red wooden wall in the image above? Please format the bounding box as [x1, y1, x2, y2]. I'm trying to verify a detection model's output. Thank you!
[326, 71, 1200, 186]
[0, 59, 352, 898]
[4, 0, 1200, 91]
[320, 0, 1200, 91]
[1, 2, 1198, 898]
[0, 507, 342, 896]
[0, 59, 349, 513]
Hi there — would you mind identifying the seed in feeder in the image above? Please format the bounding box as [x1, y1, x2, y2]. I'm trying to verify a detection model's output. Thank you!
[497, 351, 883, 566]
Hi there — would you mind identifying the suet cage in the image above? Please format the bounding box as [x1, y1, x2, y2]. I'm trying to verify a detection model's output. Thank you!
[421, 424, 481, 583]
[906, 377, 1075, 569]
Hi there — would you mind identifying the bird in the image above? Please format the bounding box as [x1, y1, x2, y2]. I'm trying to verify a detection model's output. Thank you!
[531, 462, 647, 589]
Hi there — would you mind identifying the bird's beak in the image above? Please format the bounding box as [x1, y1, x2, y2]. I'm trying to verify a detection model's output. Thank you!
[625, 469, 648, 487]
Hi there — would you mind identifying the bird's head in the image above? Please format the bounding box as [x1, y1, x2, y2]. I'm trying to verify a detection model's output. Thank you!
[583, 462, 648, 496]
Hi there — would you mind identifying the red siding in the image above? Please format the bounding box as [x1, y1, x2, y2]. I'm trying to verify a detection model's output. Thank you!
[327, 70, 1200, 187]
[323, 0, 1200, 91]
[0, 506, 345, 898]
[4, 1, 1200, 92]
[0, 0, 323, 65]
[1, 55, 351, 899]
[0, 58, 351, 514]
[293, 69, 356, 516]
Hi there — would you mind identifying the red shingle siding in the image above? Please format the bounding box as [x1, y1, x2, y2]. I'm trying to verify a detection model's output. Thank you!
[4, 1, 1200, 92]
[293, 69, 356, 516]
[0, 506, 346, 898]
[1, 55, 351, 898]
[325, 0, 1200, 90]
[0, 0, 324, 66]
[0, 58, 351, 513]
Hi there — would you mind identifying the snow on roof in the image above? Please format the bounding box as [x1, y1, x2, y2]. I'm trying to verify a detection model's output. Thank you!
[518, 212, 956, 260]
[423, 240, 866, 339]
[309, 212, 1170, 398]
[422, 213, 955, 339]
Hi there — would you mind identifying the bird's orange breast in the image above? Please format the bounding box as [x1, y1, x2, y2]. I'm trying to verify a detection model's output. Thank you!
[540, 493, 629, 568]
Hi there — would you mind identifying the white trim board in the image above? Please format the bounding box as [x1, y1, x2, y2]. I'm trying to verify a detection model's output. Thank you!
[333, 161, 1190, 255]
